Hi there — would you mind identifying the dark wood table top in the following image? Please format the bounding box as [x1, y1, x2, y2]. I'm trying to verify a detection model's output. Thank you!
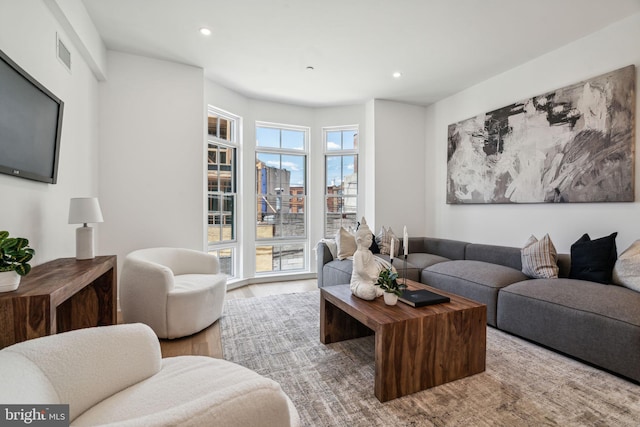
[321, 279, 485, 329]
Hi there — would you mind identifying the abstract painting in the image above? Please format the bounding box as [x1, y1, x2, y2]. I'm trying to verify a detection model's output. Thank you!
[447, 65, 636, 204]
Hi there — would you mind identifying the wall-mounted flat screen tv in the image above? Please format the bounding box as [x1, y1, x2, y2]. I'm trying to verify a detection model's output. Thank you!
[0, 48, 64, 184]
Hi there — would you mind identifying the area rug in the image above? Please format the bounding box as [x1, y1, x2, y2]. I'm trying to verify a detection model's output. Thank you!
[220, 290, 640, 426]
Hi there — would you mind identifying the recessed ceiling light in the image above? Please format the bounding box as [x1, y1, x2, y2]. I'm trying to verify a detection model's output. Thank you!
[199, 27, 212, 36]
[393, 71, 402, 78]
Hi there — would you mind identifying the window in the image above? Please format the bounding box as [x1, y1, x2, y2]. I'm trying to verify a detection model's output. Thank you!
[324, 127, 358, 238]
[255, 123, 308, 274]
[207, 107, 240, 277]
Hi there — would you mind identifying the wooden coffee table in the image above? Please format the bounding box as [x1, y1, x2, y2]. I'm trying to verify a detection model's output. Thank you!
[320, 279, 486, 402]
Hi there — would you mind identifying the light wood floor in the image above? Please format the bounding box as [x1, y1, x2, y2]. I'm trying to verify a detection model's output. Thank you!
[154, 279, 317, 359]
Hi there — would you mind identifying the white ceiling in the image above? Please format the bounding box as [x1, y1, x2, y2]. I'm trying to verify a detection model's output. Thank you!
[81, 0, 640, 107]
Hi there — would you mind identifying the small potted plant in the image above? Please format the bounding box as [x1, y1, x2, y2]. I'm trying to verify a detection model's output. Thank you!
[0, 230, 35, 292]
[377, 267, 406, 305]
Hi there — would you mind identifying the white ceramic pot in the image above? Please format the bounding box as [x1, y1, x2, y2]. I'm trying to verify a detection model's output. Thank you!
[0, 270, 20, 293]
[383, 292, 398, 306]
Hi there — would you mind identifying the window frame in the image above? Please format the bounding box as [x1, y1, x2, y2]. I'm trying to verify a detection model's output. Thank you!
[207, 105, 241, 279]
[255, 121, 310, 275]
[323, 125, 359, 239]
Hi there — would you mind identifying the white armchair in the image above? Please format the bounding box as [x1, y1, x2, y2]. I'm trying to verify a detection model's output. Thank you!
[120, 247, 227, 339]
[0, 324, 300, 426]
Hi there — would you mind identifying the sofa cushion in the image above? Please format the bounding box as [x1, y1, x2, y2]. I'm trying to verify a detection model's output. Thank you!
[569, 232, 617, 284]
[497, 279, 640, 382]
[406, 253, 450, 270]
[422, 260, 529, 326]
[521, 234, 559, 279]
[612, 240, 640, 292]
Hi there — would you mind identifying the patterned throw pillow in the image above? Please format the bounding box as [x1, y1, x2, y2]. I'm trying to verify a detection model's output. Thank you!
[376, 226, 400, 257]
[335, 227, 356, 260]
[521, 234, 559, 279]
[612, 240, 640, 292]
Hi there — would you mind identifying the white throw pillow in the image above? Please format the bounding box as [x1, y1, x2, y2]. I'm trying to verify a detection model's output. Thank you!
[521, 234, 559, 279]
[335, 227, 356, 260]
[612, 240, 640, 292]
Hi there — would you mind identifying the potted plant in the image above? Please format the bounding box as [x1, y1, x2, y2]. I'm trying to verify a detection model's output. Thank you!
[0, 230, 35, 292]
[377, 267, 406, 305]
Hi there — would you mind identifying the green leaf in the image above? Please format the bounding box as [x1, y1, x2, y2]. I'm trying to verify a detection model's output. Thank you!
[0, 238, 16, 250]
[15, 252, 34, 264]
[0, 232, 34, 276]
[14, 238, 28, 251]
[15, 264, 30, 276]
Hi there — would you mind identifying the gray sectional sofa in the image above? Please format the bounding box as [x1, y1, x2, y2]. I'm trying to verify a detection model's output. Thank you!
[317, 237, 640, 383]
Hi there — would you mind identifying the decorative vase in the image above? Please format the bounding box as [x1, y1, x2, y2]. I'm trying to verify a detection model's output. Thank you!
[0, 270, 20, 293]
[383, 292, 398, 306]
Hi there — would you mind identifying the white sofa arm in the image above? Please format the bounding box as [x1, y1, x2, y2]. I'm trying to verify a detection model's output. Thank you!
[120, 256, 176, 334]
[0, 324, 161, 422]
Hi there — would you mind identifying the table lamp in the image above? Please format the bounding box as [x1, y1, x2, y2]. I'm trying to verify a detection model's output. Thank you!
[68, 197, 104, 260]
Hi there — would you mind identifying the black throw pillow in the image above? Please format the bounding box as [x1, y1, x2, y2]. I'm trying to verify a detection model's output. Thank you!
[569, 232, 618, 284]
[370, 234, 380, 254]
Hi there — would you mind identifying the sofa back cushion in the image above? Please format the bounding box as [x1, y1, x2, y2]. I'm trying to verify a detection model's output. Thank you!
[556, 254, 571, 278]
[410, 237, 468, 260]
[466, 243, 522, 270]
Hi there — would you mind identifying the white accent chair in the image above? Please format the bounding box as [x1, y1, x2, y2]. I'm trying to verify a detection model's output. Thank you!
[120, 247, 227, 339]
[0, 324, 301, 426]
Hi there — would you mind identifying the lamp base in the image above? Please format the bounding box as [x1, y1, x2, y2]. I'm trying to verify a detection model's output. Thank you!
[76, 226, 95, 260]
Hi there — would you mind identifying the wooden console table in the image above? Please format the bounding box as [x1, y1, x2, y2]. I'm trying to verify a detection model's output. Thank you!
[0, 256, 117, 349]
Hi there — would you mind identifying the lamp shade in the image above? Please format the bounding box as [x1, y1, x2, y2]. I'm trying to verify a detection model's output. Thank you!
[68, 198, 104, 224]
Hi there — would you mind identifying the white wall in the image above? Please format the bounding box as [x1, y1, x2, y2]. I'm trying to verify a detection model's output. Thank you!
[425, 12, 640, 253]
[372, 100, 427, 237]
[0, 0, 99, 265]
[98, 52, 205, 268]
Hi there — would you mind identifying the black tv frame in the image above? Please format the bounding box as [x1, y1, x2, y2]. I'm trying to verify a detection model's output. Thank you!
[0, 48, 64, 184]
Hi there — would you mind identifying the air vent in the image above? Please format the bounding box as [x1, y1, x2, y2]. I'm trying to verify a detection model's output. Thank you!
[56, 33, 71, 72]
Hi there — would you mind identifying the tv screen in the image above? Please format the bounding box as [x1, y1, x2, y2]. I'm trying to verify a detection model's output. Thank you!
[0, 48, 64, 184]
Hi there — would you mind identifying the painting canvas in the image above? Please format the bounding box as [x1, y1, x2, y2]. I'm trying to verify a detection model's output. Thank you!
[447, 65, 636, 204]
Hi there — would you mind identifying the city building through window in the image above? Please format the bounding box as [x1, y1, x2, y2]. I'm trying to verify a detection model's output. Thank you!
[255, 122, 308, 274]
[207, 106, 240, 277]
[324, 127, 358, 238]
